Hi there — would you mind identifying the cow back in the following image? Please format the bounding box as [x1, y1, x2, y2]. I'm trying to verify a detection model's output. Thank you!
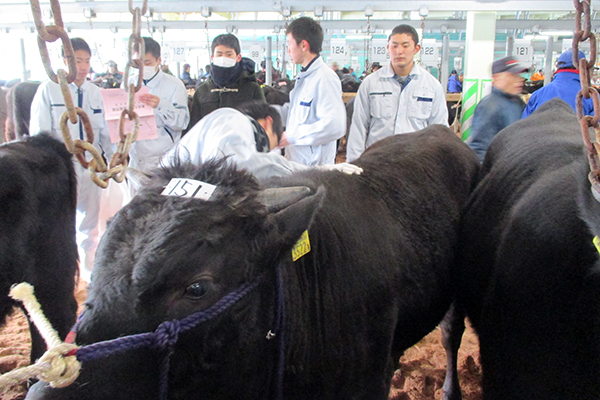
[456, 98, 600, 399]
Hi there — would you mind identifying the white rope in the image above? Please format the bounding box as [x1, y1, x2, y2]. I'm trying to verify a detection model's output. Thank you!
[0, 282, 81, 390]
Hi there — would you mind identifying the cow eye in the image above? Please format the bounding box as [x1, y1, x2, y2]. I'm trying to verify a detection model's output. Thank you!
[185, 281, 210, 299]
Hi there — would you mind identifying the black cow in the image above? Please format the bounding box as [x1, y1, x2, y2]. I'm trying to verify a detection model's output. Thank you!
[0, 134, 78, 364]
[442, 98, 600, 400]
[27, 126, 479, 400]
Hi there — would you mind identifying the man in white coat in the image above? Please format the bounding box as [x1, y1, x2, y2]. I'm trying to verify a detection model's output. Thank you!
[161, 101, 361, 181]
[346, 24, 448, 162]
[280, 17, 346, 166]
[30, 37, 113, 280]
[127, 37, 189, 173]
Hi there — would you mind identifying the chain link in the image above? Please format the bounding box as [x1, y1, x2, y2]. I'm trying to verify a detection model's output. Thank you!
[30, 0, 146, 188]
[573, 0, 600, 194]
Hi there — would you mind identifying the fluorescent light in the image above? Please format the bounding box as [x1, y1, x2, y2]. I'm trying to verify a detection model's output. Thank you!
[539, 30, 574, 36]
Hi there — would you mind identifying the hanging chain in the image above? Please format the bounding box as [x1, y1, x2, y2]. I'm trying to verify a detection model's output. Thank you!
[29, 0, 145, 188]
[573, 0, 600, 195]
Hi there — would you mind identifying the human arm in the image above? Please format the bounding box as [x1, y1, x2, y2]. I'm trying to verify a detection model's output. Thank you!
[286, 74, 346, 147]
[29, 82, 53, 136]
[428, 81, 450, 127]
[188, 88, 203, 130]
[346, 83, 371, 162]
[521, 93, 537, 118]
[151, 81, 190, 132]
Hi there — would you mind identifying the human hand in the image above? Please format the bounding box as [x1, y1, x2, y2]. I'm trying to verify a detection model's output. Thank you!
[138, 93, 161, 109]
[278, 131, 290, 148]
[317, 162, 363, 175]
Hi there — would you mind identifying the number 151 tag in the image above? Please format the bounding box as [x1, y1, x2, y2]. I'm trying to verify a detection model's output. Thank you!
[161, 178, 217, 201]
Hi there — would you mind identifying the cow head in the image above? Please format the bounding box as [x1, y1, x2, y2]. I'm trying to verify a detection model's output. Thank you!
[26, 158, 325, 400]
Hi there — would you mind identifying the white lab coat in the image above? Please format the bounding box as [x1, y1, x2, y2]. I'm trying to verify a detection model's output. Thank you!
[127, 70, 190, 173]
[30, 79, 112, 155]
[346, 62, 448, 162]
[161, 108, 308, 180]
[285, 56, 346, 166]
[29, 79, 113, 274]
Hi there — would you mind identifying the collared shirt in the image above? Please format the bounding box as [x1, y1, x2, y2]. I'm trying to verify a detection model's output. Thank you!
[346, 61, 448, 162]
[29, 79, 112, 160]
[162, 108, 307, 181]
[285, 56, 346, 166]
[127, 70, 190, 173]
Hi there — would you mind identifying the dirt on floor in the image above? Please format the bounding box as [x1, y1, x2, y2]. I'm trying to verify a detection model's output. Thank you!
[0, 279, 482, 400]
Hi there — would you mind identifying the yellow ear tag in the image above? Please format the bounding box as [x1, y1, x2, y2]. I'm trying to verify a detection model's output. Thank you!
[594, 236, 600, 254]
[291, 231, 311, 262]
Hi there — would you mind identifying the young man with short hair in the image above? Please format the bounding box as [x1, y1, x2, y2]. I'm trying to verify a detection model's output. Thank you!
[281, 16, 346, 166]
[346, 24, 448, 162]
[126, 37, 189, 173]
[162, 101, 361, 180]
[30, 37, 113, 280]
[189, 34, 265, 128]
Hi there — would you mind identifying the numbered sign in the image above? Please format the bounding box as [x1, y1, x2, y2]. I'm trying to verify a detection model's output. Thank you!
[329, 38, 348, 63]
[420, 39, 439, 66]
[248, 45, 262, 67]
[514, 39, 533, 66]
[371, 39, 389, 63]
[170, 42, 186, 62]
[161, 178, 216, 201]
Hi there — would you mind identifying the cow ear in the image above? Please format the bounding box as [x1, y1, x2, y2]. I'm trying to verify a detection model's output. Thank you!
[265, 186, 326, 255]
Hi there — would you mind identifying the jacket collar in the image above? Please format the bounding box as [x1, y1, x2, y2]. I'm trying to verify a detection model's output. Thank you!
[492, 86, 522, 100]
[380, 61, 422, 80]
[144, 70, 165, 89]
[297, 56, 324, 78]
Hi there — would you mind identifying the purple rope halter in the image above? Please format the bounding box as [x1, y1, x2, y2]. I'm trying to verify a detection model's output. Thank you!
[72, 273, 264, 400]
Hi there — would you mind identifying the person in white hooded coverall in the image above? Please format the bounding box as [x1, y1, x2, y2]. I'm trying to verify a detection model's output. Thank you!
[161, 101, 361, 180]
[126, 37, 189, 173]
[279, 17, 346, 166]
[30, 37, 113, 281]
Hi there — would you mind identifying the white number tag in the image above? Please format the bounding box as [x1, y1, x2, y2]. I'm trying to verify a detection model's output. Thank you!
[161, 178, 217, 201]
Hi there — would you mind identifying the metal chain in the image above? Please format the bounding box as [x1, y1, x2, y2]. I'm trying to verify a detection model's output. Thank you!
[30, 0, 145, 188]
[573, 0, 600, 195]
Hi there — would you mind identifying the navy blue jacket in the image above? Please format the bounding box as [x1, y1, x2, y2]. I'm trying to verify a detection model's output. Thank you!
[522, 70, 594, 118]
[468, 87, 525, 163]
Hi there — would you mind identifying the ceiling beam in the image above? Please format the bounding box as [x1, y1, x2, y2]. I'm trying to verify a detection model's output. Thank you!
[0, 18, 594, 33]
[0, 0, 582, 14]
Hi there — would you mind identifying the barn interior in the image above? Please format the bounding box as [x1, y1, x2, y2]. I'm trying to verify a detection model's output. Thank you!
[0, 1, 597, 400]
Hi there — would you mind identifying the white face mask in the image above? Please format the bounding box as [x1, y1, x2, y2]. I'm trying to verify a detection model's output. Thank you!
[212, 57, 237, 68]
[143, 65, 158, 79]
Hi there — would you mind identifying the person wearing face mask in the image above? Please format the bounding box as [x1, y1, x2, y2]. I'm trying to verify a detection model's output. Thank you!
[188, 33, 265, 129]
[29, 37, 113, 282]
[125, 37, 190, 173]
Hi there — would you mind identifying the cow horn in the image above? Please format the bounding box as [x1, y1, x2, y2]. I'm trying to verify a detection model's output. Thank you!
[126, 167, 151, 192]
[256, 186, 312, 213]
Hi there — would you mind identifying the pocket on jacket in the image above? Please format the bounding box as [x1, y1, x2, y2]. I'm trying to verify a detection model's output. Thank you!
[369, 92, 394, 119]
[297, 94, 313, 123]
[410, 89, 434, 119]
[50, 103, 66, 133]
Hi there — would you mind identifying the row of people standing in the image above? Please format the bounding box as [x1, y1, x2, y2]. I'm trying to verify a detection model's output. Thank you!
[468, 49, 595, 163]
[28, 36, 189, 280]
[26, 19, 465, 280]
